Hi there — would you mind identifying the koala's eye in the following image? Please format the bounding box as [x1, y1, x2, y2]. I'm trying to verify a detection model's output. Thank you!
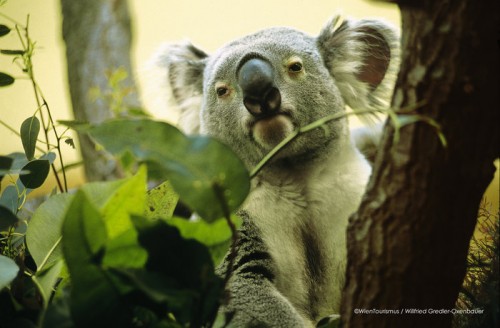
[215, 84, 230, 98]
[288, 62, 303, 73]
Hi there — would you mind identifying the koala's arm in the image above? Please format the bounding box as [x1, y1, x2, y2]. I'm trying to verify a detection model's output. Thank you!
[217, 214, 309, 328]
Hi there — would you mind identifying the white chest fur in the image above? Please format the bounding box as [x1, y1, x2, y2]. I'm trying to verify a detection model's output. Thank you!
[242, 142, 371, 320]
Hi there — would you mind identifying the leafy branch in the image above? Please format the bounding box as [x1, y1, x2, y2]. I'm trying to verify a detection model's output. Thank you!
[0, 14, 71, 192]
[250, 103, 446, 178]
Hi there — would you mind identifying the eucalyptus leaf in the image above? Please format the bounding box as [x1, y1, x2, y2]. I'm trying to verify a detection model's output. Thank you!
[0, 25, 10, 37]
[32, 259, 64, 307]
[61, 190, 126, 326]
[132, 217, 222, 324]
[0, 155, 13, 181]
[87, 119, 250, 222]
[0, 255, 19, 289]
[7, 152, 28, 171]
[0, 185, 18, 213]
[0, 205, 19, 231]
[0, 49, 25, 55]
[396, 114, 422, 128]
[20, 159, 50, 189]
[0, 72, 14, 86]
[26, 193, 74, 270]
[21, 116, 40, 161]
[168, 215, 241, 264]
[87, 166, 148, 269]
[40, 151, 56, 164]
[145, 180, 179, 220]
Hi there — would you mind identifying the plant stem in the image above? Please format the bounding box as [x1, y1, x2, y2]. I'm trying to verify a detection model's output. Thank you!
[41, 97, 68, 192]
[20, 16, 66, 192]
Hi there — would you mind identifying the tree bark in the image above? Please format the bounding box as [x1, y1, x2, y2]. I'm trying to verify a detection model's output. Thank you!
[342, 1, 499, 327]
[61, 0, 140, 181]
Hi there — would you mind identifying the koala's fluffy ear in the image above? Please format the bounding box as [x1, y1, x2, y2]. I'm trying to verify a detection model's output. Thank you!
[317, 16, 400, 113]
[146, 41, 207, 134]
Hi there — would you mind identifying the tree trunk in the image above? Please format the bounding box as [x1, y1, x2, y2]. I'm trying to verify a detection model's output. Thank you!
[342, 1, 499, 327]
[60, 0, 140, 181]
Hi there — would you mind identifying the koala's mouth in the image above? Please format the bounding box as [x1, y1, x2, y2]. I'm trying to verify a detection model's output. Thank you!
[248, 112, 295, 149]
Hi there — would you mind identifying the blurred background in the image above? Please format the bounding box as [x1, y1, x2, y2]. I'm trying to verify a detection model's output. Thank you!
[0, 0, 497, 209]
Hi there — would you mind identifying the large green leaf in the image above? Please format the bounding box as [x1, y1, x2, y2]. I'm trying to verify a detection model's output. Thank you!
[0, 255, 19, 289]
[101, 165, 147, 240]
[98, 166, 148, 268]
[32, 259, 64, 307]
[26, 193, 74, 270]
[61, 190, 125, 326]
[27, 168, 148, 273]
[20, 116, 40, 160]
[131, 217, 222, 325]
[87, 119, 250, 222]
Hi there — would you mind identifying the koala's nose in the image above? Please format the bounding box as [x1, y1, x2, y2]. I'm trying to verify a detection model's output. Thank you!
[238, 58, 281, 117]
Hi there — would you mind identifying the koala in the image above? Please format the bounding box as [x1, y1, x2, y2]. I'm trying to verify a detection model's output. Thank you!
[148, 15, 399, 327]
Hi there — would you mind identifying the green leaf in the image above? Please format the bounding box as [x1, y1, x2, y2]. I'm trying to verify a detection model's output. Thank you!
[145, 180, 179, 220]
[0, 72, 14, 86]
[20, 159, 50, 189]
[168, 215, 241, 263]
[396, 114, 422, 128]
[0, 255, 19, 289]
[132, 217, 222, 324]
[0, 49, 25, 55]
[87, 119, 250, 222]
[40, 152, 56, 164]
[0, 25, 10, 37]
[32, 259, 64, 307]
[0, 204, 19, 231]
[26, 193, 74, 270]
[0, 185, 18, 213]
[7, 152, 28, 171]
[96, 166, 148, 268]
[0, 155, 13, 181]
[61, 190, 125, 326]
[101, 165, 147, 240]
[41, 288, 74, 328]
[58, 120, 90, 130]
[21, 116, 40, 160]
[169, 216, 241, 247]
[317, 314, 341, 328]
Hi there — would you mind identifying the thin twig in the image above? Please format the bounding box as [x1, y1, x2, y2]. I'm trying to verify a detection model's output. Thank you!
[18, 16, 66, 192]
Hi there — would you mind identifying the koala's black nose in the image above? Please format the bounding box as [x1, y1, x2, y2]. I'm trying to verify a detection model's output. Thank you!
[238, 58, 281, 117]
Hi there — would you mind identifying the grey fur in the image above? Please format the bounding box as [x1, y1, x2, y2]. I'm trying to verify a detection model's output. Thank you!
[149, 15, 399, 327]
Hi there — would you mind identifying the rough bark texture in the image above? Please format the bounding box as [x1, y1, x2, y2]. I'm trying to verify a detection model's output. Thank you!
[342, 1, 499, 327]
[61, 0, 140, 181]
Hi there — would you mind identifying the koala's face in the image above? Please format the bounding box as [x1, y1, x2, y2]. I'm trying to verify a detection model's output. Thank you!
[200, 28, 347, 166]
[159, 16, 398, 168]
